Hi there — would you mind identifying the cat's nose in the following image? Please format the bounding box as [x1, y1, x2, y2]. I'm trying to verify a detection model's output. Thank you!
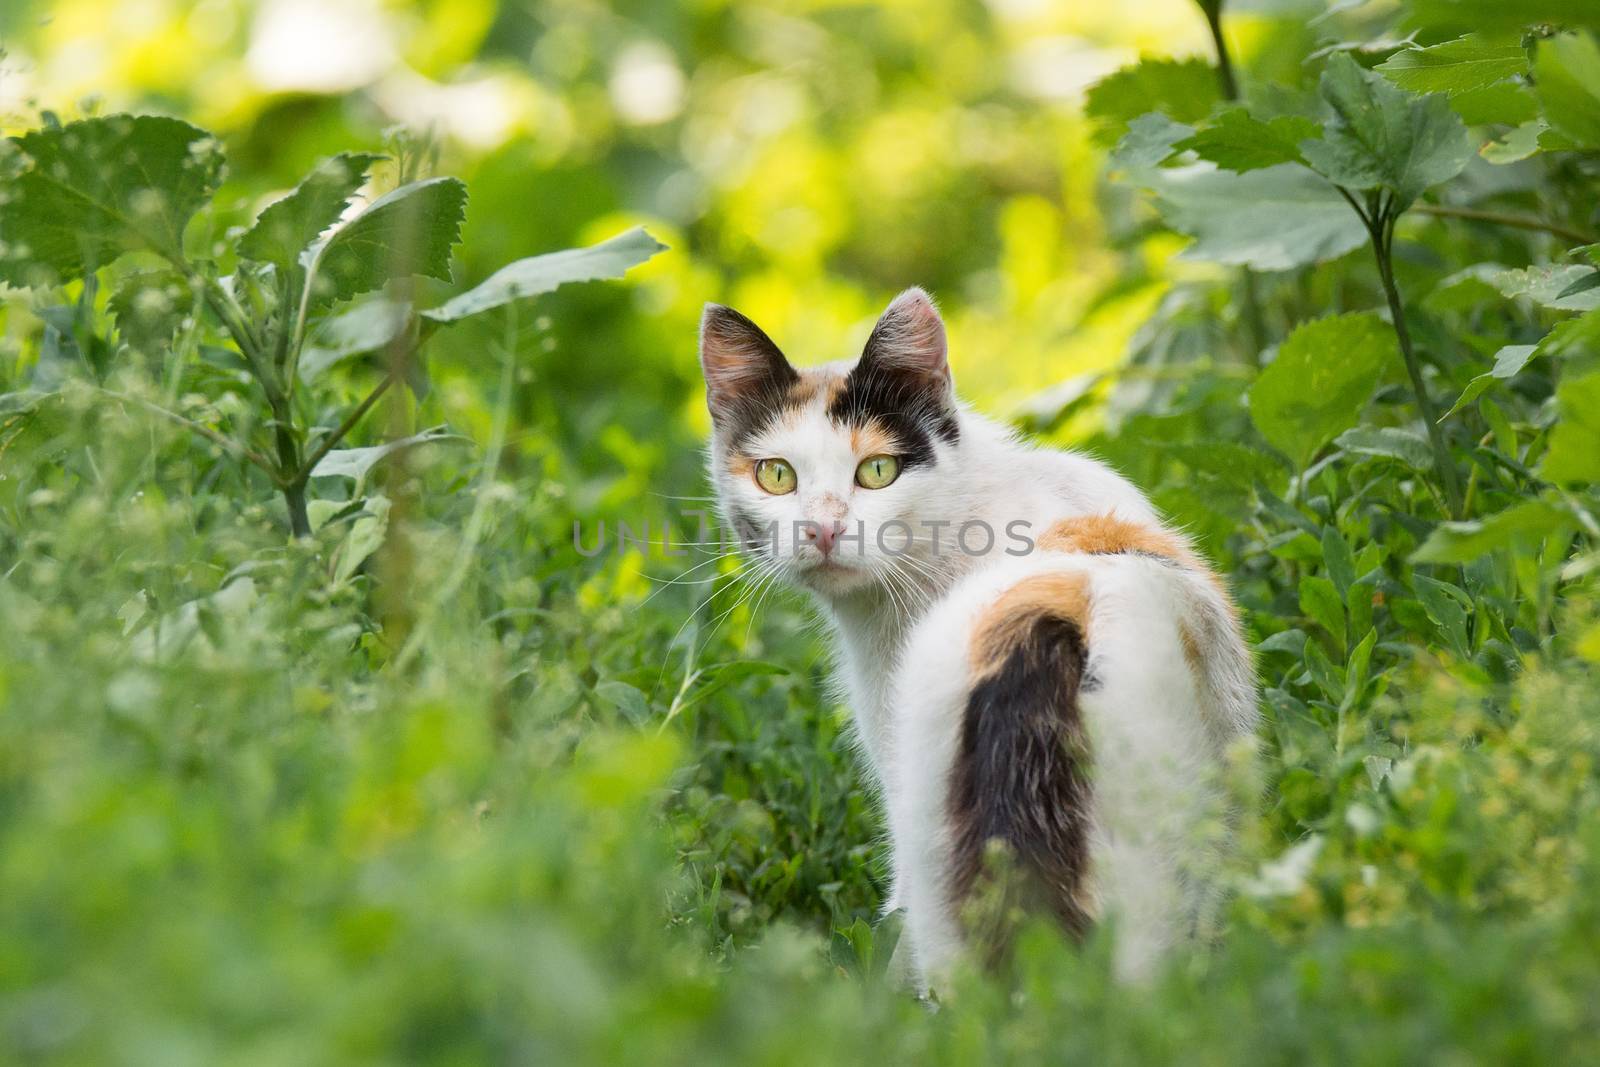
[805, 520, 848, 557]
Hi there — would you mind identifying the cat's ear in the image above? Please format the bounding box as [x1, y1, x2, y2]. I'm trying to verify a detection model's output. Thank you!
[699, 304, 798, 422]
[859, 287, 951, 394]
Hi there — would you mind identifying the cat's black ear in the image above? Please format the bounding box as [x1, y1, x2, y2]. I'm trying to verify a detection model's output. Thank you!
[699, 304, 799, 423]
[859, 287, 950, 395]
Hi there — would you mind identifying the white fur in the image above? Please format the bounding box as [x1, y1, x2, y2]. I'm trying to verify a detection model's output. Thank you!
[706, 321, 1258, 990]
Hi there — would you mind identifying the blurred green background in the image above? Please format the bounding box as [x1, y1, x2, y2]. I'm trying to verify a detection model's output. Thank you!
[4, 1, 1600, 1062]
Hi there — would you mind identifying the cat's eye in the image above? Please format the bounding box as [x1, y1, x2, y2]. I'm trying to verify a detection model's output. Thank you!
[754, 458, 797, 495]
[855, 454, 901, 490]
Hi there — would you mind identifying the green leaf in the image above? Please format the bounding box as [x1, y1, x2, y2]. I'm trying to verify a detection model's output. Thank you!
[1440, 343, 1539, 419]
[1541, 370, 1600, 484]
[1376, 35, 1526, 96]
[1084, 58, 1221, 147]
[1320, 525, 1357, 598]
[306, 177, 467, 306]
[109, 269, 195, 355]
[309, 425, 469, 487]
[1112, 113, 1194, 171]
[0, 114, 224, 287]
[1299, 575, 1347, 651]
[1301, 53, 1474, 209]
[1134, 162, 1367, 270]
[594, 680, 652, 725]
[1334, 425, 1434, 469]
[299, 299, 413, 382]
[1405, 0, 1600, 36]
[1411, 574, 1471, 658]
[1342, 628, 1377, 713]
[1535, 32, 1600, 147]
[1174, 110, 1320, 173]
[1411, 499, 1573, 563]
[1480, 120, 1546, 164]
[1257, 628, 1308, 656]
[1249, 312, 1396, 467]
[1491, 264, 1600, 311]
[237, 152, 383, 273]
[1556, 271, 1600, 301]
[422, 226, 667, 326]
[1535, 309, 1600, 359]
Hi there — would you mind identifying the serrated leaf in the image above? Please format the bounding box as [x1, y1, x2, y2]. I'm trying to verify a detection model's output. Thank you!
[1492, 264, 1600, 311]
[422, 226, 667, 326]
[1133, 162, 1367, 270]
[1334, 425, 1435, 469]
[1249, 312, 1396, 467]
[309, 425, 469, 487]
[109, 269, 195, 355]
[1411, 499, 1572, 563]
[305, 177, 466, 306]
[1541, 370, 1600, 484]
[1084, 58, 1221, 147]
[238, 152, 383, 272]
[1112, 113, 1194, 171]
[1376, 35, 1526, 96]
[1535, 32, 1600, 147]
[1301, 53, 1474, 209]
[1175, 109, 1320, 173]
[0, 114, 224, 287]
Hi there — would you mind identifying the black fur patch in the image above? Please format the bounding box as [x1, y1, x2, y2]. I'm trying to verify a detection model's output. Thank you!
[948, 613, 1093, 945]
[826, 350, 958, 471]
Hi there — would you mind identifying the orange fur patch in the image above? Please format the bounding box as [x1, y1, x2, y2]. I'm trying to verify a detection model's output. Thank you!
[1038, 515, 1194, 565]
[1179, 621, 1205, 677]
[1039, 514, 1245, 675]
[788, 368, 846, 407]
[970, 572, 1092, 680]
[725, 454, 755, 477]
[849, 420, 899, 458]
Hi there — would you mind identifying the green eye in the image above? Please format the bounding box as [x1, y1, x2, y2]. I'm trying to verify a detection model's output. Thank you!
[754, 458, 796, 495]
[855, 454, 901, 489]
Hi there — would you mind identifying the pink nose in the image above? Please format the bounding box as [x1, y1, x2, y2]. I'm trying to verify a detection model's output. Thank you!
[807, 520, 847, 556]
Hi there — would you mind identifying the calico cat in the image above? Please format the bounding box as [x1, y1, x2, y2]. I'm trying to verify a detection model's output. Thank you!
[699, 287, 1258, 987]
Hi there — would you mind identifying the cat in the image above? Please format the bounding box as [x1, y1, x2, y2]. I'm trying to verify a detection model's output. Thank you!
[698, 287, 1258, 988]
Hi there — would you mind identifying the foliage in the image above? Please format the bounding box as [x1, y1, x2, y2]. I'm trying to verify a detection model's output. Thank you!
[0, 117, 663, 536]
[2, 0, 1600, 1062]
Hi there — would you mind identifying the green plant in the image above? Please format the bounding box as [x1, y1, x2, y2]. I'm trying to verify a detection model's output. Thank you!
[0, 115, 663, 536]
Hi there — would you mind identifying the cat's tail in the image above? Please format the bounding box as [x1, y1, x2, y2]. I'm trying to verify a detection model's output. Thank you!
[884, 543, 1246, 988]
[947, 571, 1095, 947]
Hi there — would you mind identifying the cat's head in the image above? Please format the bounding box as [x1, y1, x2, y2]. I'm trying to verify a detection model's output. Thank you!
[699, 287, 960, 599]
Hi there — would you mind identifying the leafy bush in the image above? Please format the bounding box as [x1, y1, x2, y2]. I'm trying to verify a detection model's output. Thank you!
[1, 0, 1599, 1062]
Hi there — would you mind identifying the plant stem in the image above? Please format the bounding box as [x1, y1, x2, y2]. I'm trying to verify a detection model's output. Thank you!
[1200, 0, 1239, 100]
[1413, 203, 1596, 246]
[97, 387, 282, 482]
[1196, 0, 1267, 362]
[294, 374, 395, 486]
[1363, 198, 1464, 515]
